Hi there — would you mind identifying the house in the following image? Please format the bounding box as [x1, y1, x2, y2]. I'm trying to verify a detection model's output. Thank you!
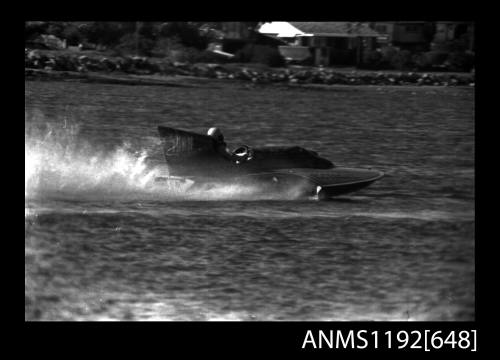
[432, 22, 474, 51]
[371, 22, 432, 51]
[370, 21, 474, 52]
[258, 22, 380, 66]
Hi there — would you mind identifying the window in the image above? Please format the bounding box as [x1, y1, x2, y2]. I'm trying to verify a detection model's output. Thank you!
[405, 25, 420, 33]
[312, 37, 326, 47]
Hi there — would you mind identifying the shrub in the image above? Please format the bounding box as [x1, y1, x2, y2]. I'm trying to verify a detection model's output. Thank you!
[438, 36, 471, 53]
[151, 37, 182, 58]
[390, 49, 413, 70]
[114, 33, 156, 57]
[412, 52, 429, 70]
[426, 51, 449, 66]
[362, 50, 384, 69]
[376, 46, 399, 69]
[168, 47, 201, 63]
[233, 44, 285, 67]
[446, 51, 474, 72]
[380, 46, 398, 61]
[193, 50, 231, 63]
[415, 51, 449, 70]
[362, 47, 413, 70]
[153, 42, 210, 64]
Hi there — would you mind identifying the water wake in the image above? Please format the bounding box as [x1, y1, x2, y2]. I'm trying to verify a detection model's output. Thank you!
[25, 120, 301, 203]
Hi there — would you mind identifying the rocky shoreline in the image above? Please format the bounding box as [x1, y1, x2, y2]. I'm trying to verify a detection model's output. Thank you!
[25, 49, 475, 87]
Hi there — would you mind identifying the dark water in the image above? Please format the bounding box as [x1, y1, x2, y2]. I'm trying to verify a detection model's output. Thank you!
[25, 80, 474, 321]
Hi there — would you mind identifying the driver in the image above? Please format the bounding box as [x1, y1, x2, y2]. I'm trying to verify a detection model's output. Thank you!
[207, 127, 250, 164]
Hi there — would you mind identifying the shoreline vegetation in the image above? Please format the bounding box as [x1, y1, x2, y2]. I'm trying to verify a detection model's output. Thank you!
[24, 49, 475, 86]
[25, 49, 475, 88]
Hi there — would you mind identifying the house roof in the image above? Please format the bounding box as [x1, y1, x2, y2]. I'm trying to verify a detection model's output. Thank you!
[258, 22, 305, 37]
[289, 22, 380, 37]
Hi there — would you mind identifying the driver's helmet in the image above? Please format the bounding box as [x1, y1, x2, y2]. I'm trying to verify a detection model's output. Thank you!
[207, 127, 224, 142]
[233, 147, 247, 156]
[233, 145, 253, 160]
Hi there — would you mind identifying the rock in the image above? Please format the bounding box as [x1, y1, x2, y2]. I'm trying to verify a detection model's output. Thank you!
[277, 73, 288, 82]
[237, 69, 252, 80]
[131, 56, 146, 63]
[27, 50, 39, 60]
[423, 77, 433, 85]
[173, 61, 189, 69]
[207, 63, 224, 71]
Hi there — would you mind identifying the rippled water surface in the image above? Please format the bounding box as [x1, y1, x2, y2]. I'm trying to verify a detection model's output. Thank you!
[25, 80, 474, 321]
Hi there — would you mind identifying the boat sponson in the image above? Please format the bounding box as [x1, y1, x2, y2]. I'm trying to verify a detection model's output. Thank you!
[280, 168, 384, 187]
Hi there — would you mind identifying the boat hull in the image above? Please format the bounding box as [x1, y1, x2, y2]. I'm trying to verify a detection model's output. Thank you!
[156, 167, 384, 199]
[156, 126, 384, 199]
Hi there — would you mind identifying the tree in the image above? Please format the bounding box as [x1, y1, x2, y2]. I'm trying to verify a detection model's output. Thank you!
[137, 22, 158, 40]
[25, 21, 49, 41]
[115, 32, 156, 56]
[62, 24, 84, 46]
[46, 22, 65, 38]
[79, 22, 129, 46]
[158, 22, 207, 50]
